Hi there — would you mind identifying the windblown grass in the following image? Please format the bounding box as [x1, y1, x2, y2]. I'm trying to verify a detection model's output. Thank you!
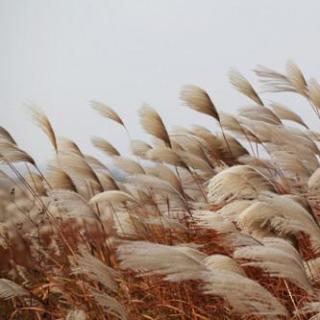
[1, 62, 320, 319]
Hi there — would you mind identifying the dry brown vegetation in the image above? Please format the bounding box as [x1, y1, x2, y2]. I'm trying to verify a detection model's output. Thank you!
[1, 62, 320, 319]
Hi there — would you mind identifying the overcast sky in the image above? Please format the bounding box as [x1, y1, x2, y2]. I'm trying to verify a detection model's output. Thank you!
[1, 0, 320, 164]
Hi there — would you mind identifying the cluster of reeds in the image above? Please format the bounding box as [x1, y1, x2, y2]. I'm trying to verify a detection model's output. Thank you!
[1, 62, 320, 319]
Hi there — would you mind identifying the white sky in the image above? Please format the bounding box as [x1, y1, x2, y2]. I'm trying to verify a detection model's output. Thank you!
[1, 0, 320, 164]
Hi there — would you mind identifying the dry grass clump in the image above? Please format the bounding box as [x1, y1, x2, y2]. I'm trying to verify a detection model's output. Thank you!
[1, 62, 320, 319]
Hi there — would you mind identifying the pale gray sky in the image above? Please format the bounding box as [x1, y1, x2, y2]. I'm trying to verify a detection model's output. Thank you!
[1, 0, 320, 164]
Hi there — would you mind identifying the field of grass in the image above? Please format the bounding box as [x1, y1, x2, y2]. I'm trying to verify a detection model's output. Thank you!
[1, 62, 320, 319]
